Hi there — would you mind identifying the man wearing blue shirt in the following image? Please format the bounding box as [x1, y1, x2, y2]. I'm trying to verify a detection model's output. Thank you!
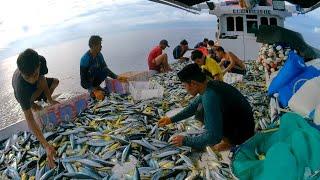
[173, 39, 190, 62]
[158, 64, 254, 151]
[80, 35, 126, 100]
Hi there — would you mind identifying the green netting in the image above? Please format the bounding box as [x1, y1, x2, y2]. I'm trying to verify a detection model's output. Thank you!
[232, 112, 320, 180]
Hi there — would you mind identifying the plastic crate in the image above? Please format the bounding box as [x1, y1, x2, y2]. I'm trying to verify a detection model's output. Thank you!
[119, 71, 150, 81]
[129, 81, 164, 101]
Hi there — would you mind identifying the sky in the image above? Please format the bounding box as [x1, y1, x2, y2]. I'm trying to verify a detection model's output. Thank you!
[0, 0, 319, 60]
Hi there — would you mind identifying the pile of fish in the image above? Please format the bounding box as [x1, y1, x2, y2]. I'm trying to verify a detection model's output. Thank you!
[0, 61, 272, 180]
[256, 44, 291, 75]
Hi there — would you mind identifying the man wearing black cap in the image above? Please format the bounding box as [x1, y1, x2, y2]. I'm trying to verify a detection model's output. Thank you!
[158, 64, 254, 151]
[12, 49, 60, 168]
[147, 39, 172, 75]
[173, 39, 191, 62]
[194, 38, 209, 49]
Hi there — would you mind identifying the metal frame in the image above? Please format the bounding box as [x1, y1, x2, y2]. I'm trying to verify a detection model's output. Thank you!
[148, 0, 201, 14]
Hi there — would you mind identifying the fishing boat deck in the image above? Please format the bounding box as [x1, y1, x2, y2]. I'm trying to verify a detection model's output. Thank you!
[0, 60, 272, 179]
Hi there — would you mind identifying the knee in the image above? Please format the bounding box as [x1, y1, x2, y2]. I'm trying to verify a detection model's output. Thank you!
[52, 78, 59, 88]
[54, 78, 59, 85]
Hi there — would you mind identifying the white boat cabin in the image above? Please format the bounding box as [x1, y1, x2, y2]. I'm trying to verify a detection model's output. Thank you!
[211, 1, 292, 60]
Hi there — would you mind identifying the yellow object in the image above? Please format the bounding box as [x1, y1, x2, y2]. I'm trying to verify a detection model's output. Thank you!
[117, 76, 128, 82]
[162, 101, 169, 111]
[143, 107, 153, 115]
[21, 172, 27, 180]
[258, 154, 266, 160]
[201, 57, 223, 81]
[93, 89, 105, 101]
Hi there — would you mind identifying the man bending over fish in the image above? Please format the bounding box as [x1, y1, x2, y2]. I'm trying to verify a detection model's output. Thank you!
[12, 49, 59, 168]
[80, 35, 126, 100]
[216, 46, 247, 75]
[191, 49, 223, 81]
[158, 64, 254, 151]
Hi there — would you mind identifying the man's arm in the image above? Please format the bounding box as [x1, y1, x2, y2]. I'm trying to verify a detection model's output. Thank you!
[229, 52, 246, 70]
[23, 109, 56, 167]
[24, 109, 49, 147]
[183, 91, 223, 149]
[171, 96, 201, 123]
[222, 53, 235, 74]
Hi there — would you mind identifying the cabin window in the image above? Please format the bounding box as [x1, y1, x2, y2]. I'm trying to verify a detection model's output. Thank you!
[227, 17, 234, 31]
[247, 21, 258, 33]
[260, 17, 268, 25]
[246, 15, 257, 19]
[236, 17, 244, 31]
[270, 18, 277, 26]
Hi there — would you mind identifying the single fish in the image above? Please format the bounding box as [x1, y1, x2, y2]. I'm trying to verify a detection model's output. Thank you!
[121, 143, 131, 164]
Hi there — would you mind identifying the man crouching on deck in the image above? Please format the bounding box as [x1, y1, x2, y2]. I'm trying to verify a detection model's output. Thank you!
[80, 35, 126, 101]
[158, 64, 254, 151]
[12, 49, 59, 168]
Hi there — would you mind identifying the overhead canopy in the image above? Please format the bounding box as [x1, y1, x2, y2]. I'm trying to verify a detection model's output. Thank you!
[255, 25, 320, 60]
[167, 0, 207, 6]
[284, 0, 320, 8]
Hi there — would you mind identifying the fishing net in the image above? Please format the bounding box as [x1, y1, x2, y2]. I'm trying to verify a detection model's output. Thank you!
[232, 112, 320, 180]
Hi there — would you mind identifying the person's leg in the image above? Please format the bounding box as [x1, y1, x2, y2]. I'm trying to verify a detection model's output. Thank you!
[154, 53, 172, 73]
[32, 77, 56, 102]
[49, 78, 59, 96]
[92, 70, 107, 89]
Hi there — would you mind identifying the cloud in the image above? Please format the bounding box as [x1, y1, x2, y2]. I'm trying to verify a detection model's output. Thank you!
[315, 27, 320, 33]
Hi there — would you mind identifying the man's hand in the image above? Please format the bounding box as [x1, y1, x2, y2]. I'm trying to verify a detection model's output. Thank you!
[158, 116, 172, 127]
[170, 135, 185, 147]
[45, 144, 57, 168]
[31, 103, 42, 111]
[93, 89, 105, 101]
[117, 76, 127, 82]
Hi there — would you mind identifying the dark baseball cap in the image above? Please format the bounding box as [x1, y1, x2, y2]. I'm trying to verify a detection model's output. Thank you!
[160, 39, 170, 47]
[180, 39, 188, 45]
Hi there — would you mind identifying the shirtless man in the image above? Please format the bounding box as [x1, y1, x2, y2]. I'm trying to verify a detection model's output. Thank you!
[216, 46, 246, 75]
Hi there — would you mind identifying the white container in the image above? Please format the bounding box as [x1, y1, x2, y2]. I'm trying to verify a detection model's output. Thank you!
[223, 72, 243, 84]
[288, 77, 320, 117]
[129, 81, 164, 101]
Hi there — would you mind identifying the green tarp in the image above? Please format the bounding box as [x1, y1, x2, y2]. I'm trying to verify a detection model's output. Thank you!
[232, 112, 320, 180]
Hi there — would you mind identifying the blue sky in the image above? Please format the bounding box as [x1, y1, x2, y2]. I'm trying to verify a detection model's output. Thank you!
[0, 0, 319, 60]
